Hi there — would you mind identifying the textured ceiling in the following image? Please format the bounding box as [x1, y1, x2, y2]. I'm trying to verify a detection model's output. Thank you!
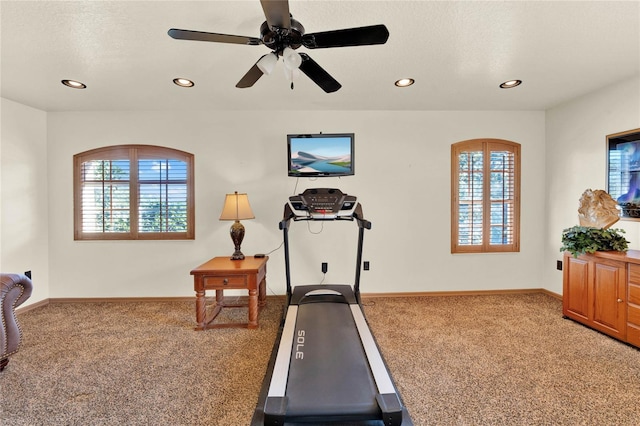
[1, 0, 639, 112]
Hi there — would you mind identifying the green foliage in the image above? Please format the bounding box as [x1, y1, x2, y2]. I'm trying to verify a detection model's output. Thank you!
[139, 201, 187, 232]
[560, 226, 629, 257]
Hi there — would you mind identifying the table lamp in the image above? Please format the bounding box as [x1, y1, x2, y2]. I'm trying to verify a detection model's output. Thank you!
[219, 191, 255, 260]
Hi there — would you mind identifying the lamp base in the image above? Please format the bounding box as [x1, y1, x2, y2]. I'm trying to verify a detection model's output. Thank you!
[231, 251, 245, 261]
[230, 220, 246, 261]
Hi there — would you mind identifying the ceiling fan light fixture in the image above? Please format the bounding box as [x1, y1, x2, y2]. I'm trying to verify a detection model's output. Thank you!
[395, 78, 414, 87]
[500, 79, 522, 89]
[173, 78, 194, 87]
[283, 47, 302, 70]
[257, 52, 278, 75]
[61, 79, 86, 89]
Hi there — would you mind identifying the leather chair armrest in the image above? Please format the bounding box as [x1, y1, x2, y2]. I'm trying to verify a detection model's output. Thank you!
[1, 273, 34, 362]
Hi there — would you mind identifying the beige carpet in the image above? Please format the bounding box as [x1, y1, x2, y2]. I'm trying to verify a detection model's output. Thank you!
[2, 293, 640, 425]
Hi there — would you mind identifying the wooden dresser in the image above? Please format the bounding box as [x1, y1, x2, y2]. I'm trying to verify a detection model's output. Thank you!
[563, 250, 640, 348]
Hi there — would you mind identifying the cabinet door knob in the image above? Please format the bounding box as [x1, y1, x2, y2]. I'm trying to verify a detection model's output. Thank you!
[617, 298, 623, 303]
[223, 278, 229, 285]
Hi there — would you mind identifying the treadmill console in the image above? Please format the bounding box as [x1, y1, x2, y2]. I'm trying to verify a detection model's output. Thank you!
[288, 188, 357, 219]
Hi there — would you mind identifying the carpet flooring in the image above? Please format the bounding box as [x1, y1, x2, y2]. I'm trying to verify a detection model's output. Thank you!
[2, 293, 640, 425]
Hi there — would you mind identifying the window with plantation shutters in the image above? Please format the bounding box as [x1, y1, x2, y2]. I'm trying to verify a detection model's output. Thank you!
[74, 145, 195, 240]
[451, 139, 520, 253]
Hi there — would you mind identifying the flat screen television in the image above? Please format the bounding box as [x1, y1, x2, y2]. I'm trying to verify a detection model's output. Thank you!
[287, 133, 355, 177]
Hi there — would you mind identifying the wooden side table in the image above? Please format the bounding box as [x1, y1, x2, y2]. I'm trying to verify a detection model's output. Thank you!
[190, 256, 268, 330]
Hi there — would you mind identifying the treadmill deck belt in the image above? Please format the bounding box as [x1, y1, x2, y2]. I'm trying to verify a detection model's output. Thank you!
[285, 302, 379, 419]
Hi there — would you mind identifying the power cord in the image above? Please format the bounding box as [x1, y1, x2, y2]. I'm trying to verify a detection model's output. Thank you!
[306, 220, 324, 234]
[262, 240, 284, 256]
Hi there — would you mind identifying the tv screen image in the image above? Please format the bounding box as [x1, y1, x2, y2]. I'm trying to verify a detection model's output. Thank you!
[287, 133, 354, 177]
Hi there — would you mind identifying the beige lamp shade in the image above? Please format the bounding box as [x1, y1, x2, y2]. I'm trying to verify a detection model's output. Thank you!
[219, 192, 255, 221]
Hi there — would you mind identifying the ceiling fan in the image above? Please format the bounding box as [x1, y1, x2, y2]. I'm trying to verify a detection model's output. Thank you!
[168, 0, 389, 93]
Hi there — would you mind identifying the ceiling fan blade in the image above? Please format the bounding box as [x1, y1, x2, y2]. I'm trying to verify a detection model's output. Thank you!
[260, 0, 291, 30]
[236, 57, 267, 88]
[302, 24, 389, 49]
[298, 53, 341, 93]
[168, 28, 261, 46]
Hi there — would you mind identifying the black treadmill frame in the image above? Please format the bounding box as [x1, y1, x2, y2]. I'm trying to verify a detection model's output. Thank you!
[281, 202, 371, 305]
[251, 194, 412, 425]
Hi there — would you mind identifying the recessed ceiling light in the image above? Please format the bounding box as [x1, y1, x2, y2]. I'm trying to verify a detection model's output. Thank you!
[173, 78, 194, 88]
[61, 79, 86, 89]
[395, 78, 415, 87]
[499, 79, 522, 89]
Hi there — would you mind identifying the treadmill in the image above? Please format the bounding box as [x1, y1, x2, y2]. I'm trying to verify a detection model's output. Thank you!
[251, 188, 412, 425]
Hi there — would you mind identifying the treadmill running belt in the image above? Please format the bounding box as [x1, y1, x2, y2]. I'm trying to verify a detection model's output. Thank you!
[284, 302, 379, 421]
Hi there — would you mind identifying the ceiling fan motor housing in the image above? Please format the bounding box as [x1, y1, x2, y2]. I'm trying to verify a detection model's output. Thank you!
[260, 18, 304, 53]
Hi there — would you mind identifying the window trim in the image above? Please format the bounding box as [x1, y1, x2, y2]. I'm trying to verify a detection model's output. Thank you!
[451, 138, 521, 254]
[74, 145, 195, 241]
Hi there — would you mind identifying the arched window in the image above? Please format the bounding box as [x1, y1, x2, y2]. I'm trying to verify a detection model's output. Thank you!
[74, 145, 195, 240]
[451, 139, 520, 253]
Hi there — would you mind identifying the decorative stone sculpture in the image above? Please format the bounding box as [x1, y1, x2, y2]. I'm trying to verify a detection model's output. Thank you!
[578, 189, 621, 229]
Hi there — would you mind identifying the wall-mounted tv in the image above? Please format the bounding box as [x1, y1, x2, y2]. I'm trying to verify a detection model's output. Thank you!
[287, 133, 355, 177]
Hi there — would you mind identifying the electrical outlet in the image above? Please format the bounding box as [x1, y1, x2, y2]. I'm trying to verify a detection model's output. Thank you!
[556, 260, 563, 271]
[363, 261, 370, 271]
[322, 262, 328, 274]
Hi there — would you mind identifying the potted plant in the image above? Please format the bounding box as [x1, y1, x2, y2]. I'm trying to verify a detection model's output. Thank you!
[560, 226, 629, 258]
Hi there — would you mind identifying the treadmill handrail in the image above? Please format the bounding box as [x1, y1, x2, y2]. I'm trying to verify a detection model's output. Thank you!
[280, 202, 370, 229]
[353, 204, 372, 230]
[279, 203, 295, 230]
[279, 198, 371, 303]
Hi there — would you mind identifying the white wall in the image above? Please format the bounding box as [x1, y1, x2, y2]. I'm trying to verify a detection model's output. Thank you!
[45, 109, 546, 298]
[0, 98, 49, 305]
[544, 75, 640, 294]
[5, 72, 639, 303]
[3, 75, 637, 301]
